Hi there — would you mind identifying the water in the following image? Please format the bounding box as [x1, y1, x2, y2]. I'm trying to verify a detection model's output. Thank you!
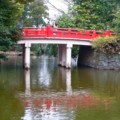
[0, 56, 120, 120]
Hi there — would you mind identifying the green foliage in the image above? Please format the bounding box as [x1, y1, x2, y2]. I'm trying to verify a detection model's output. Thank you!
[9, 28, 22, 42]
[72, 0, 116, 30]
[21, 0, 48, 27]
[72, 46, 79, 58]
[56, 0, 119, 58]
[15, 0, 33, 4]
[31, 44, 41, 56]
[0, 0, 24, 60]
[46, 45, 58, 57]
[0, 54, 7, 61]
[0, 0, 24, 27]
[92, 36, 120, 55]
[0, 26, 21, 52]
[112, 8, 120, 33]
[57, 15, 79, 58]
[57, 14, 76, 28]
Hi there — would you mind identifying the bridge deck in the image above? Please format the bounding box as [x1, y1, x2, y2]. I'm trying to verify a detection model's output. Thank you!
[18, 37, 92, 46]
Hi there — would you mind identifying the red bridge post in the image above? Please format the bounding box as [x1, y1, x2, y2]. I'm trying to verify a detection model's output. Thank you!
[105, 30, 111, 36]
[23, 28, 28, 37]
[92, 31, 97, 39]
[46, 25, 52, 37]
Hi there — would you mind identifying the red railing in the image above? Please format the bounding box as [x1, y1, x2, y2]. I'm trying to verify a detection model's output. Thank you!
[22, 26, 112, 40]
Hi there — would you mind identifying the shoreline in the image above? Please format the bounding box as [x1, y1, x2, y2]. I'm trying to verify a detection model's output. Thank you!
[0, 51, 34, 56]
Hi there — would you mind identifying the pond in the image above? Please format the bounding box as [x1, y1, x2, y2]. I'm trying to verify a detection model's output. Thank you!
[0, 56, 120, 120]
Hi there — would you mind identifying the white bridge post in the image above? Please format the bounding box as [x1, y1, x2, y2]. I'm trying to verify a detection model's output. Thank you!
[58, 44, 66, 67]
[58, 44, 72, 68]
[62, 44, 66, 67]
[58, 44, 62, 66]
[24, 42, 31, 69]
[66, 43, 72, 68]
[22, 44, 25, 68]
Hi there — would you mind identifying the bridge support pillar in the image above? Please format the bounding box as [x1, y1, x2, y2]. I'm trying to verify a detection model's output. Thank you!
[62, 45, 66, 67]
[58, 44, 72, 68]
[66, 44, 72, 68]
[58, 44, 66, 67]
[24, 42, 31, 69]
[58, 45, 62, 65]
[22, 44, 25, 68]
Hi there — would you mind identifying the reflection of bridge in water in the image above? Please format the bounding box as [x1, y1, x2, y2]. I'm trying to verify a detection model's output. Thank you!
[20, 68, 111, 120]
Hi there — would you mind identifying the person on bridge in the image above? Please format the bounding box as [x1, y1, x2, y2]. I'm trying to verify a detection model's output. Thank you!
[18, 20, 23, 29]
[53, 22, 58, 29]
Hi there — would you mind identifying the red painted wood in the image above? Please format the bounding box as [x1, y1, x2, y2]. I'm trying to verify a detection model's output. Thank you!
[22, 26, 112, 40]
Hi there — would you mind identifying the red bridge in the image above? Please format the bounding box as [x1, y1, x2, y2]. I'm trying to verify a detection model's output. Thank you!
[22, 25, 111, 40]
[18, 26, 113, 69]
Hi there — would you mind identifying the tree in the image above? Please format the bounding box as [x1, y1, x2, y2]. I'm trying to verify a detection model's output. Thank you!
[112, 1, 120, 33]
[72, 0, 116, 30]
[14, 0, 33, 4]
[21, 0, 48, 27]
[46, 44, 58, 57]
[0, 0, 32, 60]
[0, 0, 23, 51]
[0, 0, 24, 27]
[57, 14, 76, 28]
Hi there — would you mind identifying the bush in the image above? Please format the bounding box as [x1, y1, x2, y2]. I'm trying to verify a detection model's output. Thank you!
[112, 8, 120, 33]
[0, 27, 21, 52]
[0, 54, 7, 61]
[92, 36, 120, 55]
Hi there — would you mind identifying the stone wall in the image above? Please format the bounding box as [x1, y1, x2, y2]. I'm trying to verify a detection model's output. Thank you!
[77, 46, 120, 70]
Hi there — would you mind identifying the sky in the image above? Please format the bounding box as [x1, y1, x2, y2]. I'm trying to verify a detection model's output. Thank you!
[46, 0, 69, 20]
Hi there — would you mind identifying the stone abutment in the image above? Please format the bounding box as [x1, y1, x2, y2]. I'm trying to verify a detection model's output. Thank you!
[77, 46, 120, 70]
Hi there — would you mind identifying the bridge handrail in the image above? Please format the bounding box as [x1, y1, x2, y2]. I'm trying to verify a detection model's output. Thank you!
[22, 26, 113, 40]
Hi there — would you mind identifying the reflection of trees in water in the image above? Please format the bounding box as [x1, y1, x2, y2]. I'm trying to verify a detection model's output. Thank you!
[89, 69, 120, 96]
[72, 68, 120, 97]
[0, 58, 24, 91]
